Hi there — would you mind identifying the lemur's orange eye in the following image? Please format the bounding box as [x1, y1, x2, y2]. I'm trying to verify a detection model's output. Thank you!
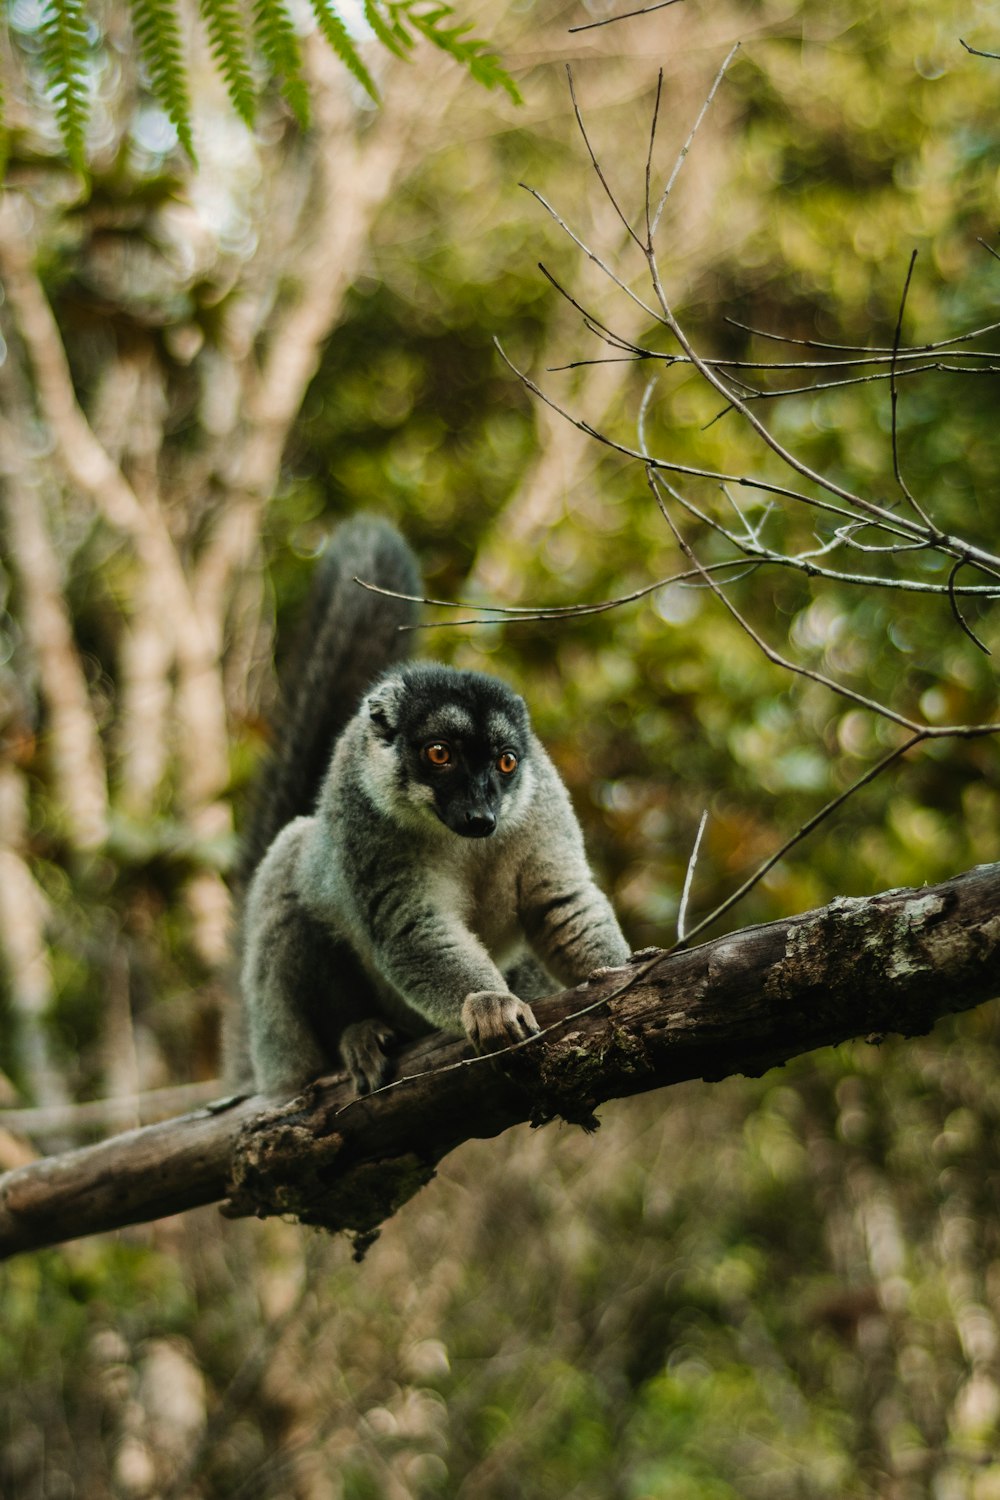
[424, 742, 452, 767]
[498, 751, 518, 775]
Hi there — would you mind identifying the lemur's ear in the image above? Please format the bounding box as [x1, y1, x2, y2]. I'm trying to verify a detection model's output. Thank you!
[367, 674, 405, 740]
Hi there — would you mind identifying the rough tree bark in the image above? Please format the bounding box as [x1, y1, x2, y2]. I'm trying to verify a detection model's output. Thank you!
[0, 862, 997, 1261]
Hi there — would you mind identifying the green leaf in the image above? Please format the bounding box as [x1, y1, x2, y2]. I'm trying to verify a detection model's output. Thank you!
[130, 0, 197, 160]
[251, 0, 310, 128]
[198, 0, 257, 126]
[363, 0, 411, 59]
[308, 0, 379, 101]
[39, 0, 90, 172]
[388, 1, 521, 104]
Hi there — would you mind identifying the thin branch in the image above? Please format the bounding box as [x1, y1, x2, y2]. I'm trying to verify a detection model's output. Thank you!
[947, 561, 992, 656]
[494, 338, 916, 537]
[537, 262, 653, 358]
[356, 560, 767, 630]
[521, 76, 1000, 582]
[889, 249, 937, 532]
[701, 358, 945, 428]
[674, 734, 927, 951]
[677, 810, 707, 942]
[644, 70, 663, 249]
[519, 184, 660, 324]
[641, 256, 1000, 581]
[649, 468, 1000, 738]
[724, 312, 1000, 356]
[658, 481, 1000, 599]
[539, 267, 1000, 378]
[960, 39, 1000, 60]
[565, 64, 644, 251]
[643, 469, 1000, 943]
[568, 0, 684, 35]
[356, 550, 1000, 633]
[650, 43, 741, 240]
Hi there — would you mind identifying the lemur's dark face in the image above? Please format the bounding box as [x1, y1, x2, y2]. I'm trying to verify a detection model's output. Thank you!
[367, 663, 532, 838]
[412, 715, 522, 837]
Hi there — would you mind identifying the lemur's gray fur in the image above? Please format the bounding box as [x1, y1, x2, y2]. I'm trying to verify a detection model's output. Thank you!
[232, 516, 630, 1100]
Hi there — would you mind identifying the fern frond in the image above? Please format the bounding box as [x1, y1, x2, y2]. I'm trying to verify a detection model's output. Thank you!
[388, 1, 521, 103]
[362, 0, 410, 60]
[309, 0, 378, 101]
[198, 0, 257, 125]
[252, 0, 310, 128]
[130, 0, 197, 159]
[39, 0, 90, 171]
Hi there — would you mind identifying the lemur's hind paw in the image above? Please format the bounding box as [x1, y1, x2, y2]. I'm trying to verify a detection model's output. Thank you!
[340, 1019, 395, 1095]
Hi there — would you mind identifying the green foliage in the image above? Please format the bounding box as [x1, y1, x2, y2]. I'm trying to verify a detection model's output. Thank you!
[309, 0, 378, 102]
[38, 0, 89, 171]
[250, 0, 310, 127]
[131, 0, 195, 158]
[197, 0, 256, 127]
[5, 0, 519, 174]
[363, 0, 408, 58]
[386, 0, 523, 103]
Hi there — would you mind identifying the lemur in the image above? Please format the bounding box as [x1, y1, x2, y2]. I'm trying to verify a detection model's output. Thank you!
[229, 517, 630, 1099]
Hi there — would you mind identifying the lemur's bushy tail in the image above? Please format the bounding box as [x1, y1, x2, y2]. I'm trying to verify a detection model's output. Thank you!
[236, 516, 421, 890]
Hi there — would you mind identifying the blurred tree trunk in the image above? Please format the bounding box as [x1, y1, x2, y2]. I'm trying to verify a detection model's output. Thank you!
[0, 33, 477, 1107]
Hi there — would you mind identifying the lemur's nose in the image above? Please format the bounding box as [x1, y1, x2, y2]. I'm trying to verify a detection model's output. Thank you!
[464, 809, 497, 837]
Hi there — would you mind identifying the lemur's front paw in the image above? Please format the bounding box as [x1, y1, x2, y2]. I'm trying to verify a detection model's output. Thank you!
[340, 1019, 395, 1096]
[462, 991, 541, 1053]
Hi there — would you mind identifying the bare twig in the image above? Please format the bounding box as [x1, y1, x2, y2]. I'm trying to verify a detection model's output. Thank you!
[677, 810, 708, 942]
[566, 64, 644, 251]
[724, 312, 1000, 355]
[644, 466, 1000, 938]
[889, 249, 937, 532]
[643, 250, 1000, 581]
[649, 469, 1000, 738]
[960, 39, 1000, 60]
[495, 338, 933, 538]
[509, 64, 1000, 586]
[644, 70, 664, 249]
[519, 184, 660, 324]
[568, 0, 684, 35]
[947, 561, 992, 656]
[650, 43, 741, 239]
[681, 734, 928, 952]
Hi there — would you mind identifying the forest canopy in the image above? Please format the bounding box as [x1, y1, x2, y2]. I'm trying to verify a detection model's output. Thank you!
[1, 0, 999, 1494]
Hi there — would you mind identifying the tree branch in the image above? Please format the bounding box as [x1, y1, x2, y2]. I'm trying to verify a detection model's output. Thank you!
[1, 862, 997, 1262]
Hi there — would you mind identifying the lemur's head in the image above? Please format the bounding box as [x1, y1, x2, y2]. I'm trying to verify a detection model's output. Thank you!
[363, 663, 533, 837]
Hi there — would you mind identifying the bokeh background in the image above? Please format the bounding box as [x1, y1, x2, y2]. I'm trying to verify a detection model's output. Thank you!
[1, 0, 1000, 1493]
